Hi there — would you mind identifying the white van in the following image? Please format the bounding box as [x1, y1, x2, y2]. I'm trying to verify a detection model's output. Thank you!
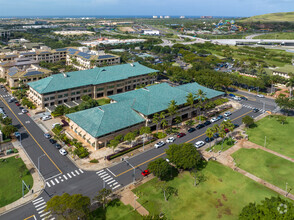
[42, 115, 52, 121]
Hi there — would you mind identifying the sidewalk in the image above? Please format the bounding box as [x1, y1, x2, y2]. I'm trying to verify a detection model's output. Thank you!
[0, 141, 45, 215]
[201, 139, 294, 201]
[117, 175, 154, 216]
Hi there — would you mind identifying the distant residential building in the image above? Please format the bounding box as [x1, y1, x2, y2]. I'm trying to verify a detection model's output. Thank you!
[66, 47, 120, 70]
[19, 48, 67, 63]
[23, 42, 45, 50]
[164, 16, 170, 19]
[180, 16, 185, 19]
[53, 31, 95, 36]
[143, 30, 160, 35]
[27, 62, 158, 108]
[201, 16, 213, 19]
[153, 16, 158, 19]
[81, 38, 146, 47]
[272, 71, 291, 79]
[0, 29, 11, 40]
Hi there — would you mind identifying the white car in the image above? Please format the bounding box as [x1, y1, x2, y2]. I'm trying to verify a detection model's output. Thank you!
[195, 141, 205, 149]
[233, 96, 241, 101]
[42, 115, 52, 121]
[154, 141, 165, 149]
[224, 111, 232, 117]
[224, 117, 230, 121]
[59, 149, 68, 156]
[210, 117, 218, 123]
[257, 94, 265, 98]
[166, 137, 175, 143]
[22, 109, 28, 114]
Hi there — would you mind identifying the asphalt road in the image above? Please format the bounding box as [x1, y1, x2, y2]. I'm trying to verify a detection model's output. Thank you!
[0, 88, 274, 220]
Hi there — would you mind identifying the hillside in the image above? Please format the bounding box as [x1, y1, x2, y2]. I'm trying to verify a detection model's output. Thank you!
[241, 11, 294, 23]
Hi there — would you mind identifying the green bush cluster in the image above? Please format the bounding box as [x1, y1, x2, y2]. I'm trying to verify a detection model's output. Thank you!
[90, 159, 99, 163]
[21, 97, 36, 109]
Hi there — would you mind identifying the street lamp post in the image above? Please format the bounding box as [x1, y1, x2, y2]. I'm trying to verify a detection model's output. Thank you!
[125, 160, 135, 184]
[38, 154, 46, 178]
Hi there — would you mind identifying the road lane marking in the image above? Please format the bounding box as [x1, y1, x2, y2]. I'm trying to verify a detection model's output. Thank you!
[0, 96, 63, 174]
[115, 110, 253, 177]
[100, 173, 109, 178]
[67, 173, 72, 178]
[36, 205, 46, 211]
[106, 168, 116, 177]
[108, 180, 116, 185]
[46, 182, 50, 187]
[75, 170, 80, 175]
[54, 178, 59, 184]
[32, 197, 43, 203]
[63, 175, 68, 180]
[79, 169, 84, 173]
[40, 211, 51, 218]
[32, 199, 44, 205]
[71, 171, 76, 177]
[112, 185, 120, 190]
[35, 202, 46, 208]
[45, 173, 62, 181]
[104, 177, 113, 182]
[96, 170, 104, 174]
[23, 215, 36, 220]
[50, 180, 55, 186]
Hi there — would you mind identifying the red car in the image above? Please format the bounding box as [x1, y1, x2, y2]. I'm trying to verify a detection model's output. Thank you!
[15, 102, 20, 106]
[177, 133, 186, 138]
[141, 169, 150, 176]
[224, 128, 229, 133]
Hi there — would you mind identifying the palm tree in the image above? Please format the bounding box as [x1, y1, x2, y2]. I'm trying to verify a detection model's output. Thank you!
[152, 113, 160, 133]
[186, 92, 195, 119]
[286, 76, 294, 98]
[212, 124, 220, 136]
[223, 120, 235, 145]
[167, 100, 178, 126]
[161, 119, 168, 130]
[219, 129, 226, 151]
[174, 116, 182, 129]
[205, 127, 214, 149]
[195, 89, 207, 122]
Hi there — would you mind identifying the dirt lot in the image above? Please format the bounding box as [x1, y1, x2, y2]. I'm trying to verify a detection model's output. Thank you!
[118, 27, 135, 32]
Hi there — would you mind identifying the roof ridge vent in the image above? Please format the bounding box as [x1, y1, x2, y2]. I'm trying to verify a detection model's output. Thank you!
[130, 63, 134, 67]
[63, 73, 67, 78]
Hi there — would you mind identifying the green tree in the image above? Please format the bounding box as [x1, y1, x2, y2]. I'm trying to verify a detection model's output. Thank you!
[1, 117, 12, 125]
[218, 129, 226, 151]
[185, 120, 195, 128]
[45, 193, 90, 220]
[190, 168, 206, 187]
[174, 116, 182, 129]
[239, 196, 294, 220]
[148, 158, 173, 181]
[107, 139, 119, 152]
[275, 115, 287, 125]
[152, 113, 160, 133]
[124, 132, 136, 147]
[165, 143, 202, 170]
[140, 126, 151, 150]
[2, 125, 17, 138]
[195, 89, 207, 122]
[94, 188, 112, 210]
[242, 115, 255, 127]
[156, 181, 178, 202]
[186, 92, 195, 119]
[205, 127, 214, 148]
[167, 100, 178, 126]
[161, 119, 168, 130]
[286, 76, 294, 98]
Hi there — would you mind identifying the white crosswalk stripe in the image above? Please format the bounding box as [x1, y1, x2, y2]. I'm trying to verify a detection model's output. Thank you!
[32, 197, 54, 220]
[96, 169, 121, 191]
[45, 169, 85, 188]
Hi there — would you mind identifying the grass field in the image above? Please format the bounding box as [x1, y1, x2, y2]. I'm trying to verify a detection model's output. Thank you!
[89, 199, 141, 220]
[133, 161, 281, 220]
[206, 137, 235, 153]
[254, 32, 294, 40]
[0, 156, 33, 207]
[232, 148, 294, 192]
[241, 12, 294, 23]
[246, 116, 294, 158]
[97, 98, 110, 106]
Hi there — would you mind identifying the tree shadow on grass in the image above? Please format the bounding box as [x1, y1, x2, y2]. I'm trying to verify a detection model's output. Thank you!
[89, 199, 121, 220]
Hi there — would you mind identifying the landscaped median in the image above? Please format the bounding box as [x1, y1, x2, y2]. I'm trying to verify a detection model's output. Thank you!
[0, 156, 33, 208]
[133, 161, 282, 220]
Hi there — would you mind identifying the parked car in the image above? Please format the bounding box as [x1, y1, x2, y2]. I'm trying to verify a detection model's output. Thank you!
[15, 102, 20, 106]
[42, 115, 52, 121]
[14, 132, 21, 138]
[210, 117, 218, 123]
[240, 96, 248, 100]
[59, 149, 68, 156]
[194, 141, 205, 149]
[224, 117, 230, 121]
[205, 137, 214, 143]
[233, 96, 241, 101]
[253, 108, 259, 113]
[177, 133, 186, 138]
[217, 115, 223, 120]
[228, 93, 235, 97]
[196, 124, 205, 129]
[55, 143, 62, 149]
[154, 141, 165, 149]
[141, 169, 150, 176]
[224, 111, 232, 117]
[234, 124, 239, 128]
[8, 99, 13, 103]
[257, 94, 265, 98]
[203, 121, 211, 126]
[213, 133, 219, 138]
[166, 137, 175, 143]
[225, 128, 229, 133]
[21, 109, 28, 114]
[44, 133, 51, 139]
[188, 127, 196, 133]
[49, 139, 56, 144]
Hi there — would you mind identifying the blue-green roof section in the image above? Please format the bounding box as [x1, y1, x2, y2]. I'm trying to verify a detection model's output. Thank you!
[28, 62, 158, 94]
[67, 100, 145, 138]
[109, 82, 224, 116]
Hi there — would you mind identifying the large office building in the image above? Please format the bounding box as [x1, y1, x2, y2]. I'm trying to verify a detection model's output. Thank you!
[27, 62, 158, 108]
[66, 48, 120, 70]
[67, 82, 224, 149]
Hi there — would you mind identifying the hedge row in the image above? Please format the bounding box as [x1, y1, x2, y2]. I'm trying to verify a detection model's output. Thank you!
[107, 138, 157, 161]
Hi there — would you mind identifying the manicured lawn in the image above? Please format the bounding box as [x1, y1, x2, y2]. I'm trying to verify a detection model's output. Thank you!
[206, 137, 235, 152]
[0, 156, 33, 207]
[133, 161, 281, 220]
[89, 199, 141, 220]
[232, 148, 294, 191]
[97, 98, 110, 106]
[246, 116, 294, 158]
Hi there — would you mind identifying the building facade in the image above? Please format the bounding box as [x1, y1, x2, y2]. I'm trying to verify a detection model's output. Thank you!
[28, 62, 158, 108]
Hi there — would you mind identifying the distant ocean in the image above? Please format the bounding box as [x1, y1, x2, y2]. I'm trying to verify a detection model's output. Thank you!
[0, 15, 237, 19]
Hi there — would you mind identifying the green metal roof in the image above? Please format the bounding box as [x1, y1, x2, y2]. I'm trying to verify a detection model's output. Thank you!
[67, 100, 145, 138]
[28, 62, 158, 94]
[109, 82, 224, 116]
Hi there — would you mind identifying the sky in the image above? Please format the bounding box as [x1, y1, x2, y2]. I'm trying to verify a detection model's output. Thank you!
[0, 0, 293, 17]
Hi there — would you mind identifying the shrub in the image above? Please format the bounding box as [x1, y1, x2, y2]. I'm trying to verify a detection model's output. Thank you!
[154, 132, 167, 139]
[74, 146, 89, 159]
[90, 159, 99, 163]
[13, 148, 19, 153]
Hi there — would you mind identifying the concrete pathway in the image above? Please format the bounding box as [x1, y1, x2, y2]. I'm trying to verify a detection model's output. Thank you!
[201, 139, 294, 201]
[0, 141, 45, 215]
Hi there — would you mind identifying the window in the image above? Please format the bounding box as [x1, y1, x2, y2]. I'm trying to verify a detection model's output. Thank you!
[44, 97, 49, 101]
[76, 91, 80, 94]
[108, 85, 115, 89]
[50, 96, 55, 100]
[58, 95, 62, 98]
[83, 90, 87, 93]
[96, 87, 104, 91]
[64, 94, 68, 97]
[71, 92, 75, 95]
